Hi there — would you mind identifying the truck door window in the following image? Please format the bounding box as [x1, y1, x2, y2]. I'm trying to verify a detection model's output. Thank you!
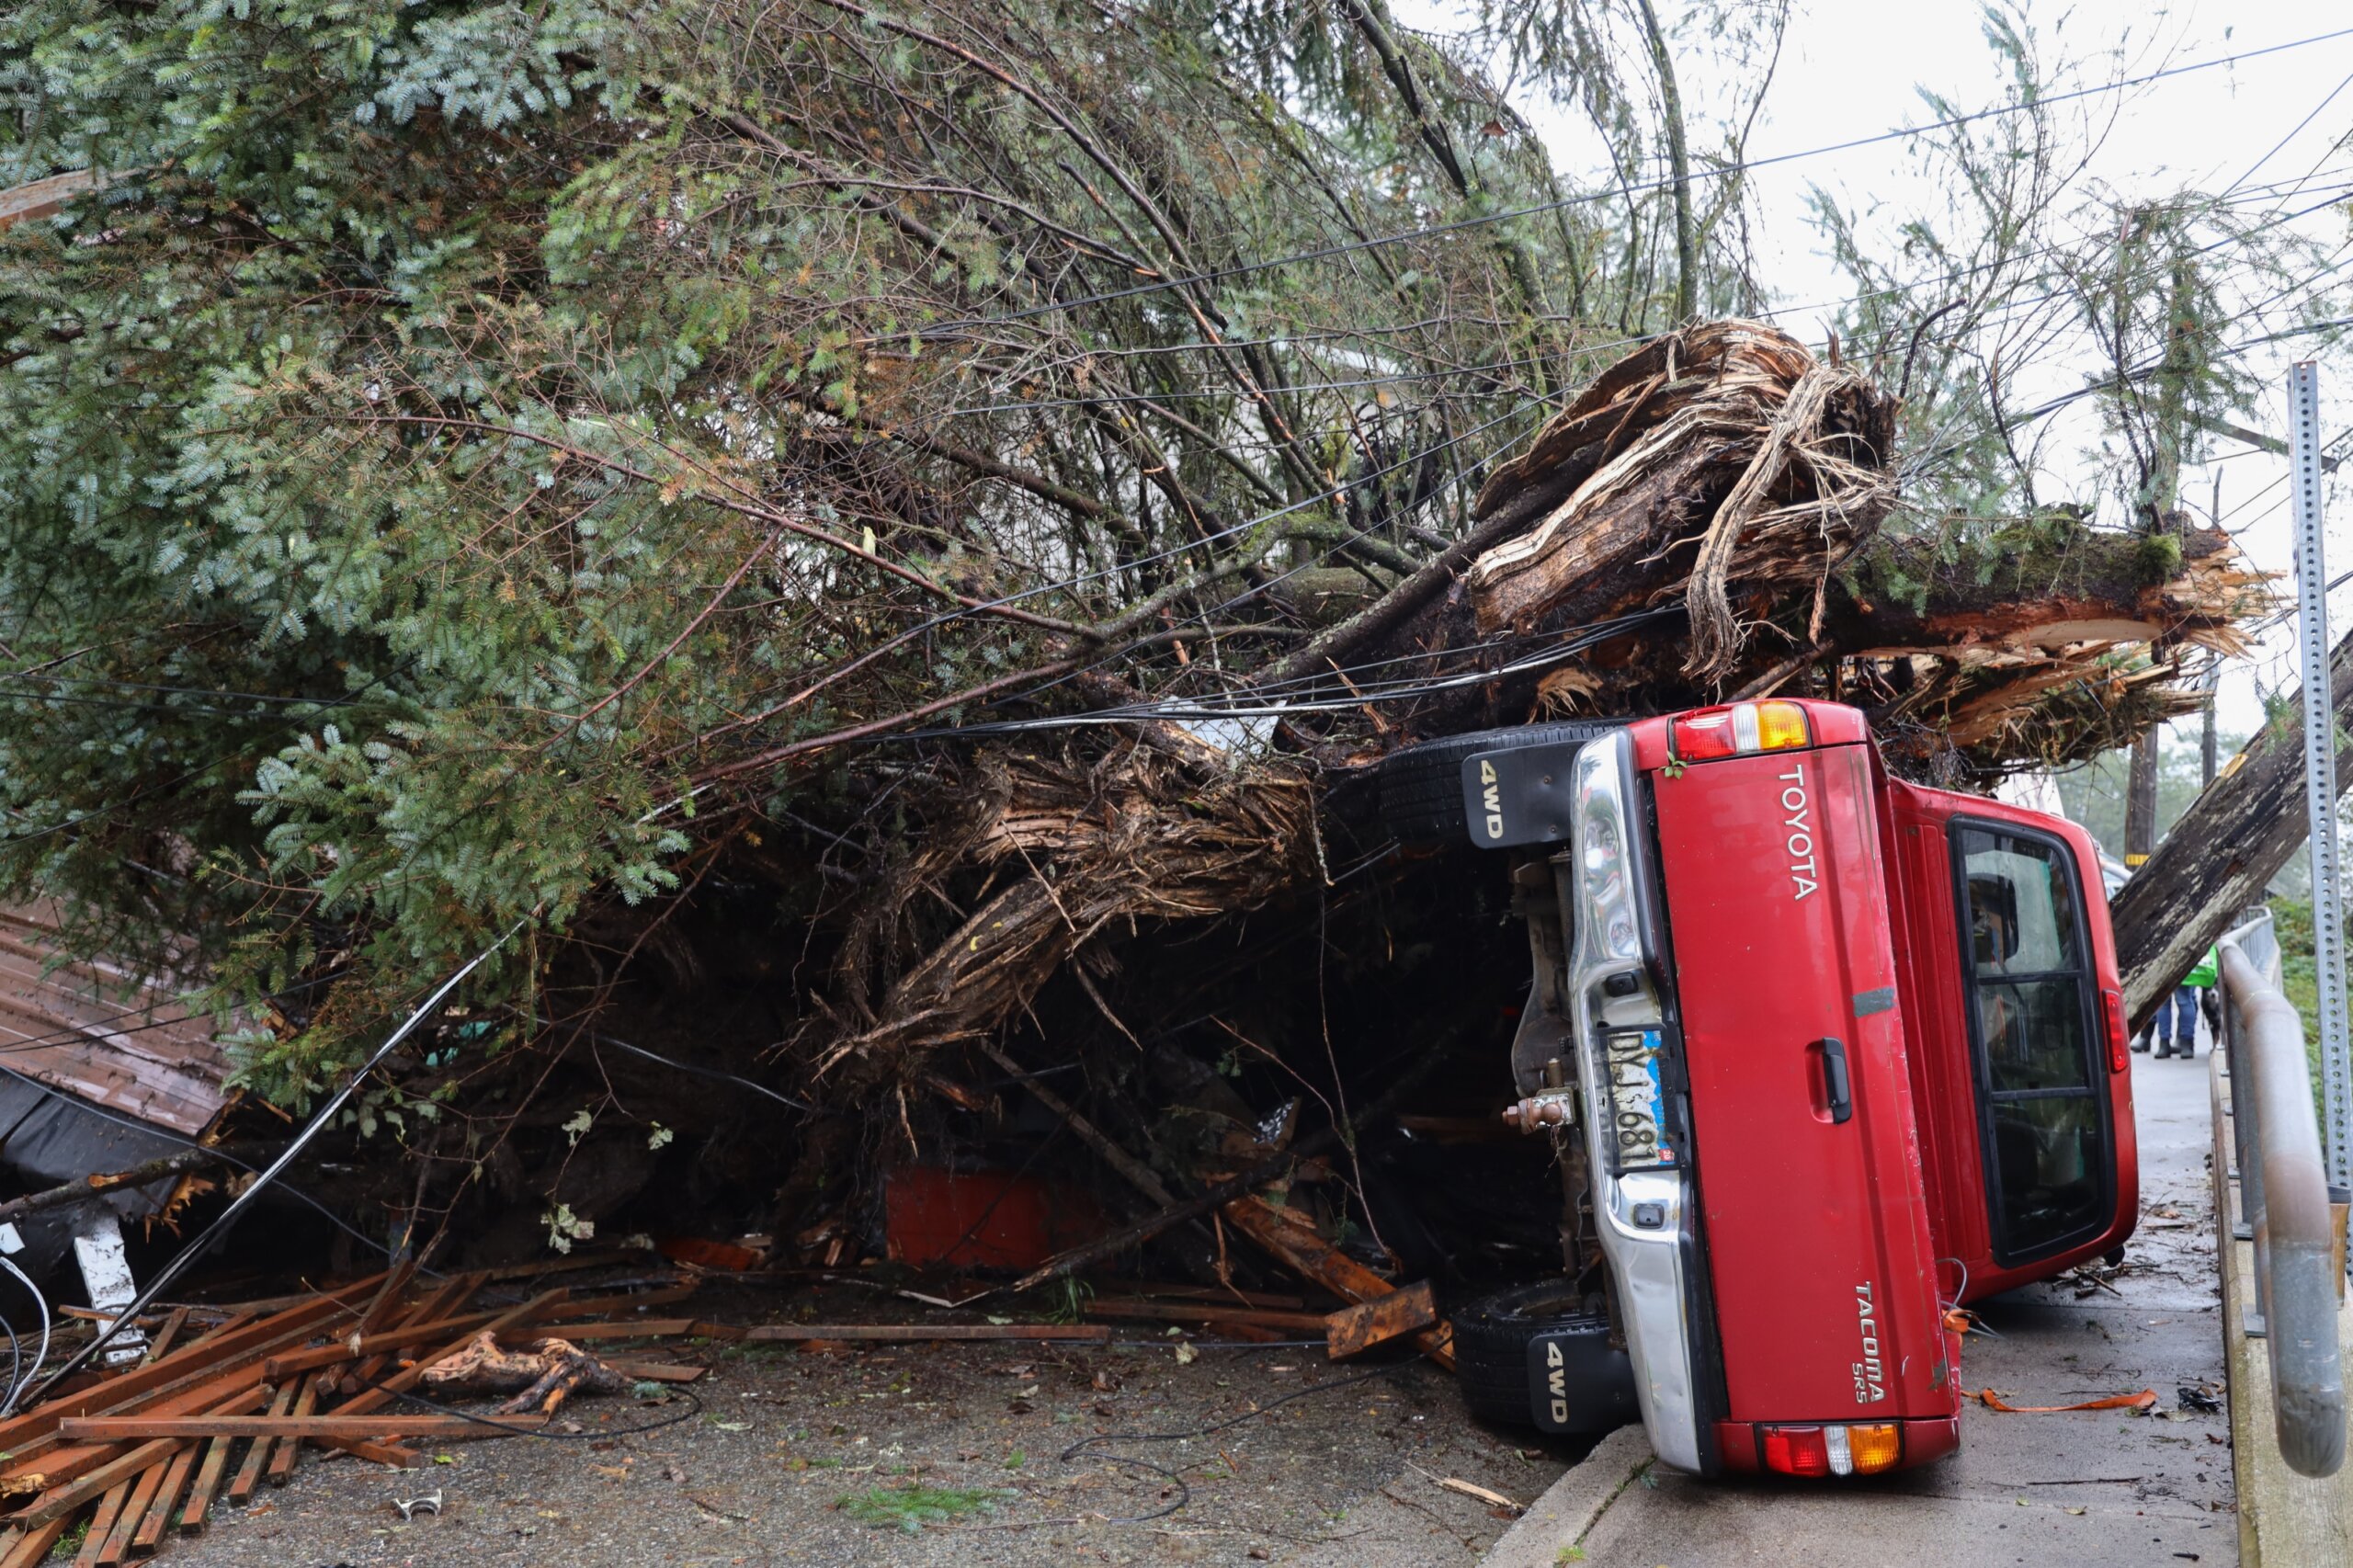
[1954, 826, 2107, 1263]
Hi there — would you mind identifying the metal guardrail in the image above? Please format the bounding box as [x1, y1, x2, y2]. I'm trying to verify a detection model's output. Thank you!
[2218, 909, 2347, 1479]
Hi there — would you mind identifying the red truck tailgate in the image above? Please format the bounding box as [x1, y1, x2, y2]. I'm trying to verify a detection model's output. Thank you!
[1650, 742, 1956, 1425]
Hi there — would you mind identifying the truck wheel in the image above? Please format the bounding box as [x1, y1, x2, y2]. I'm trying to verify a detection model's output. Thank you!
[1375, 722, 1626, 845]
[1449, 1279, 1640, 1436]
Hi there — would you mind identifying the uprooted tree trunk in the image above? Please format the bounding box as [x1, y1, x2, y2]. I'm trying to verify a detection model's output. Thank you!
[2110, 622, 2353, 1028]
[793, 320, 2273, 1121]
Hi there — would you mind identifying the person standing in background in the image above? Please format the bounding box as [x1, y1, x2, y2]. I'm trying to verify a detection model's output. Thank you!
[2156, 945, 2220, 1060]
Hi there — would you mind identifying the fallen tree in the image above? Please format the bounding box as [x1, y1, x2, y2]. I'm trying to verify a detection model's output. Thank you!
[2110, 623, 2353, 1027]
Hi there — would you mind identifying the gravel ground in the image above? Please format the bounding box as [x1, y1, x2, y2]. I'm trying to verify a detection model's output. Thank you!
[151, 1290, 1578, 1568]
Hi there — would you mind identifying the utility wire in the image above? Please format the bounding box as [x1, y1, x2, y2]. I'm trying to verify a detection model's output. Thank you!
[929, 25, 2353, 332]
[23, 923, 524, 1401]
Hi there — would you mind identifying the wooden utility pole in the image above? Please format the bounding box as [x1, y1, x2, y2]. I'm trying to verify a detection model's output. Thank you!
[2125, 733, 2160, 867]
[2127, 256, 2197, 868]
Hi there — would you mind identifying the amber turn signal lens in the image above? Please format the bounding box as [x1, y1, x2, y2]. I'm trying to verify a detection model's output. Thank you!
[1753, 699, 1810, 751]
[1847, 1422, 1903, 1473]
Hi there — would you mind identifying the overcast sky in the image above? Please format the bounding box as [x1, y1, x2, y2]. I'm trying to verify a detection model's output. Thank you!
[1406, 1, 2353, 760]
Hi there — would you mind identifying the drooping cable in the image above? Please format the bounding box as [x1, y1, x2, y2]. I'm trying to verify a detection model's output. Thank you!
[21, 922, 525, 1403]
[0, 1254, 51, 1415]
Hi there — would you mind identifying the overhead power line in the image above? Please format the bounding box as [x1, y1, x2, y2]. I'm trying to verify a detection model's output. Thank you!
[930, 24, 2353, 332]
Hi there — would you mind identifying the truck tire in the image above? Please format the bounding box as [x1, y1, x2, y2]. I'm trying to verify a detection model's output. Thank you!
[1375, 722, 1626, 845]
[1449, 1279, 1640, 1436]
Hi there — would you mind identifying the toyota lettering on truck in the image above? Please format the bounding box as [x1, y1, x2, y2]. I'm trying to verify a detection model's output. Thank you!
[1371, 698, 2138, 1480]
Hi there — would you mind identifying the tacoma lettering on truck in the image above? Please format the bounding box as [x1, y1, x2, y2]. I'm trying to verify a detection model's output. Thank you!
[1853, 1281, 1887, 1403]
[1779, 764, 1818, 900]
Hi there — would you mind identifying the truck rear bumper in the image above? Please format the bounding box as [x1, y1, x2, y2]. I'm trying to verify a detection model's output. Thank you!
[1566, 729, 1712, 1474]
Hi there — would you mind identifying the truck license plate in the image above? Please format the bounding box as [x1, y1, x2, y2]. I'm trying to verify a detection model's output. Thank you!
[1599, 1028, 1675, 1171]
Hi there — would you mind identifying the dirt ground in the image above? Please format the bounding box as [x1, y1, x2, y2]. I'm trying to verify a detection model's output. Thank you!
[151, 1283, 1580, 1568]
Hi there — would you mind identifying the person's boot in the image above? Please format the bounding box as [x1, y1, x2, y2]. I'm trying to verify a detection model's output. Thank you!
[2131, 1029, 2151, 1053]
[2154, 1037, 2173, 1059]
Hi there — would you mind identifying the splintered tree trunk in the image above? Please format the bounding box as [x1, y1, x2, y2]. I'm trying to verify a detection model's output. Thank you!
[2111, 624, 2353, 1027]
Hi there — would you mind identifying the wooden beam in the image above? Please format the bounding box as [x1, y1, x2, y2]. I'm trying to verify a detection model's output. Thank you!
[1218, 1197, 1454, 1369]
[94, 1459, 164, 1565]
[222, 1382, 293, 1508]
[61, 1415, 550, 1441]
[1083, 1300, 1328, 1332]
[70, 1482, 126, 1568]
[126, 1443, 197, 1556]
[1325, 1280, 1438, 1358]
[736, 1323, 1110, 1343]
[261, 1372, 320, 1485]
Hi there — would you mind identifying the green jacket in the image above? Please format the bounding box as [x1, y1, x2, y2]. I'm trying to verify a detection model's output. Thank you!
[2184, 947, 2219, 989]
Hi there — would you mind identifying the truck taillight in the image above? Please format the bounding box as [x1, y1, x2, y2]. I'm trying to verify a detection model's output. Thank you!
[1760, 1422, 1903, 1477]
[1671, 700, 1810, 761]
[1761, 1425, 1829, 1476]
[2101, 988, 2128, 1074]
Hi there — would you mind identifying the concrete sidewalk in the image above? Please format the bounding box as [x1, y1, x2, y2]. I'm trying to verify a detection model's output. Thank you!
[1484, 1039, 2236, 1567]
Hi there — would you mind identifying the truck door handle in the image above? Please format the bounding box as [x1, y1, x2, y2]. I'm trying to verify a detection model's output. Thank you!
[1813, 1036, 1853, 1125]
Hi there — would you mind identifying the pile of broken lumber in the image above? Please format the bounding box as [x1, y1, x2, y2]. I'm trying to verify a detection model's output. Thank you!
[0, 1254, 713, 1567]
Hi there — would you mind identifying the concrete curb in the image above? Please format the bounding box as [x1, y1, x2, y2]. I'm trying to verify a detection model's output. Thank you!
[1478, 1426, 1654, 1566]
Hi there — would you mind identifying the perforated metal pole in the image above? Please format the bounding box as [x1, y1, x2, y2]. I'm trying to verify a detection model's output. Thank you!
[2289, 361, 2352, 1190]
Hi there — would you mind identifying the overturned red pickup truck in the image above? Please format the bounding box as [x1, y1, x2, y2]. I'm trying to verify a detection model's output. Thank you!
[1376, 699, 2137, 1478]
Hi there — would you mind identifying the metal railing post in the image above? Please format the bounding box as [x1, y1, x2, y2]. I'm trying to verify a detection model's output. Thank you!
[2220, 933, 2347, 1478]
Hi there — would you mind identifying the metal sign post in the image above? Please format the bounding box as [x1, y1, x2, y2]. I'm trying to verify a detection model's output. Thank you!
[2288, 360, 2352, 1189]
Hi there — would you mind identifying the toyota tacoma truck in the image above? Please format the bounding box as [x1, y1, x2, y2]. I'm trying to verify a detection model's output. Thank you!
[1374, 699, 2137, 1478]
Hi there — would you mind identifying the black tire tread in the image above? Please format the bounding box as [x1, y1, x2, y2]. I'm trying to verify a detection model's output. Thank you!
[1449, 1279, 1628, 1430]
[1375, 721, 1625, 844]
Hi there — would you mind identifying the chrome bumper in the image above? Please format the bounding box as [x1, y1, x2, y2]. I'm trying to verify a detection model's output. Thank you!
[1567, 730, 1708, 1473]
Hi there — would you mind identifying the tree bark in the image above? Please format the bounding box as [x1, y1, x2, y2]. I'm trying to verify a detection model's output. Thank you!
[2110, 623, 2353, 1027]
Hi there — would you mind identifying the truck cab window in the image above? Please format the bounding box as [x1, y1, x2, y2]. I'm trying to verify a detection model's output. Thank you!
[1954, 826, 2107, 1263]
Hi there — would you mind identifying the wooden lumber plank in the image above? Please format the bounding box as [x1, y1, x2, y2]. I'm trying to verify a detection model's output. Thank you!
[73, 1483, 128, 1568]
[736, 1323, 1110, 1343]
[0, 1516, 71, 1568]
[125, 1445, 195, 1557]
[597, 1359, 706, 1384]
[267, 1303, 573, 1381]
[1218, 1197, 1454, 1369]
[0, 1275, 383, 1464]
[0, 1381, 270, 1509]
[222, 1382, 293, 1508]
[139, 1311, 189, 1366]
[261, 1374, 320, 1487]
[329, 1271, 483, 1397]
[227, 1284, 699, 1377]
[351, 1260, 421, 1338]
[1084, 1299, 1329, 1332]
[1324, 1279, 1438, 1358]
[175, 1431, 235, 1537]
[63, 1415, 550, 1440]
[1113, 1280, 1312, 1310]
[308, 1290, 566, 1461]
[545, 1283, 699, 1319]
[91, 1458, 161, 1566]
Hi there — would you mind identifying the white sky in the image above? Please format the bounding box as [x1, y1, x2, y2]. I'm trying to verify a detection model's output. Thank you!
[1407, 0, 2353, 748]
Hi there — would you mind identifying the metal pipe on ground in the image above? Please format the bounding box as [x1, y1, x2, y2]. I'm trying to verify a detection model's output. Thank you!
[2220, 932, 2347, 1478]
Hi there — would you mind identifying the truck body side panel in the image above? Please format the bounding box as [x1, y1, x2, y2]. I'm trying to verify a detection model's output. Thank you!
[1649, 743, 1957, 1423]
